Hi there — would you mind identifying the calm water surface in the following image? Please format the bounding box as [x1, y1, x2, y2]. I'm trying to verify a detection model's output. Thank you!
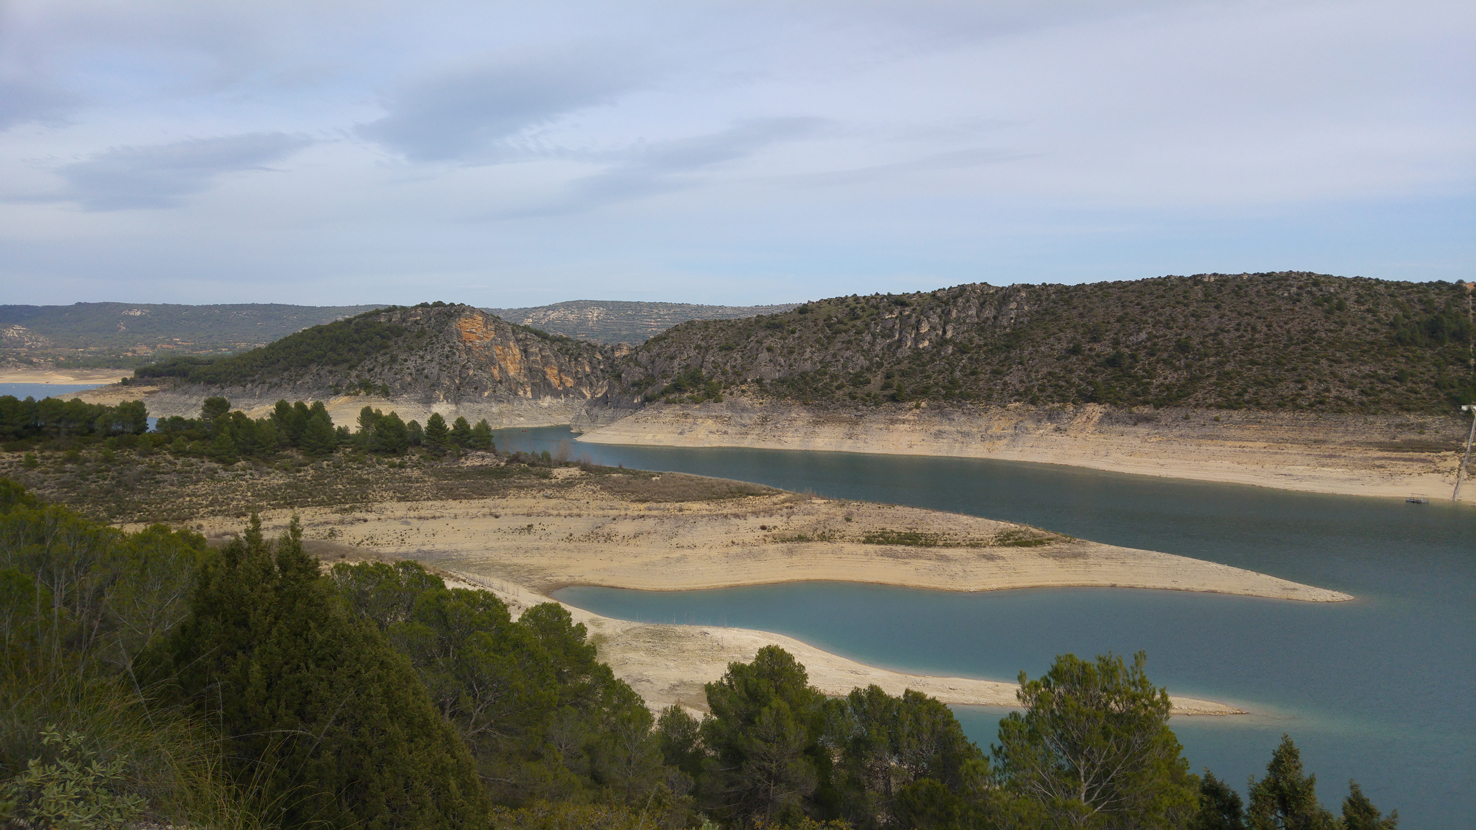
[0, 383, 101, 399]
[490, 426, 1473, 828]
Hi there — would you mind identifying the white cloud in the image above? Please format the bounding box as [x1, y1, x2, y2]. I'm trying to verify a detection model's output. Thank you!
[54, 133, 313, 210]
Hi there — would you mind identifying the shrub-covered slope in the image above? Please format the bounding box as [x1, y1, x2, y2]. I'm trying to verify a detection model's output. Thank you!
[485, 300, 800, 344]
[134, 303, 617, 403]
[621, 272, 1476, 414]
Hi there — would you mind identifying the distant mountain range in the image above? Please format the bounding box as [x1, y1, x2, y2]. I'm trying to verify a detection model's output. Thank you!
[0, 299, 796, 370]
[0, 302, 384, 369]
[484, 300, 800, 344]
[119, 273, 1476, 417]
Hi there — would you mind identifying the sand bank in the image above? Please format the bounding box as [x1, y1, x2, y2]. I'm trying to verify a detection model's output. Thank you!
[579, 398, 1474, 504]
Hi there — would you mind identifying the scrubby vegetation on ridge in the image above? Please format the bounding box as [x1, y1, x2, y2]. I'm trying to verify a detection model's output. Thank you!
[133, 308, 419, 387]
[622, 272, 1476, 414]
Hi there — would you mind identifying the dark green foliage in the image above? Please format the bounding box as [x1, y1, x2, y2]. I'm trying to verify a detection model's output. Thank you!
[626, 273, 1476, 414]
[826, 685, 990, 830]
[1193, 770, 1247, 830]
[329, 562, 673, 813]
[469, 419, 494, 451]
[0, 396, 151, 443]
[425, 412, 450, 449]
[993, 651, 1199, 829]
[1340, 782, 1397, 830]
[0, 483, 272, 828]
[300, 411, 338, 456]
[0, 486, 206, 677]
[656, 705, 704, 782]
[451, 415, 473, 447]
[1247, 736, 1337, 830]
[151, 517, 489, 829]
[199, 397, 230, 423]
[700, 645, 829, 826]
[372, 411, 409, 453]
[134, 309, 408, 386]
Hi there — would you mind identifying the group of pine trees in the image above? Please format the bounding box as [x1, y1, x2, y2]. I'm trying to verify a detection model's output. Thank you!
[0, 481, 1401, 829]
[0, 392, 503, 466]
[0, 395, 148, 443]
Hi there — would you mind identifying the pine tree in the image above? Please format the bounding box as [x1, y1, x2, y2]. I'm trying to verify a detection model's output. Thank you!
[151, 516, 488, 829]
[300, 412, 337, 457]
[1247, 736, 1336, 830]
[450, 416, 473, 447]
[469, 419, 494, 451]
[425, 413, 450, 448]
[1341, 782, 1397, 830]
[993, 651, 1199, 829]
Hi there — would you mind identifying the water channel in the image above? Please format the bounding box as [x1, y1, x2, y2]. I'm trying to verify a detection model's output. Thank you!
[485, 426, 1474, 828]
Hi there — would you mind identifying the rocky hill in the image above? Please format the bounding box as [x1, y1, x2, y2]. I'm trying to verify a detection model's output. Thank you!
[131, 303, 620, 420]
[619, 272, 1476, 415]
[485, 300, 799, 344]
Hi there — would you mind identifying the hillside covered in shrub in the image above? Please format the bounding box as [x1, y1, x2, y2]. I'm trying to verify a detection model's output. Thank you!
[621, 272, 1475, 415]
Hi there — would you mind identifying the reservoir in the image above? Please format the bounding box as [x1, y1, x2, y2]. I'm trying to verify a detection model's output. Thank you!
[489, 426, 1474, 828]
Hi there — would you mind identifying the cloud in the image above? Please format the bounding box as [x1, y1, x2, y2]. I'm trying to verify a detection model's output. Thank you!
[56, 132, 313, 210]
[358, 49, 648, 163]
[792, 147, 1027, 188]
[0, 77, 82, 130]
[551, 117, 827, 211]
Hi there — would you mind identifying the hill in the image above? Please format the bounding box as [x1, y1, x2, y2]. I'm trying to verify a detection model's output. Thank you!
[0, 301, 384, 369]
[619, 272, 1476, 415]
[131, 303, 617, 416]
[484, 300, 799, 344]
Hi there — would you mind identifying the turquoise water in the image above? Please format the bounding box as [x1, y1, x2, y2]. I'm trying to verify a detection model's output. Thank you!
[490, 426, 1474, 828]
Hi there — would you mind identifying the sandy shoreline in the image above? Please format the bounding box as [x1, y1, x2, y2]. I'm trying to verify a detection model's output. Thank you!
[51, 374, 1474, 503]
[579, 398, 1475, 504]
[162, 480, 1356, 719]
[0, 369, 128, 385]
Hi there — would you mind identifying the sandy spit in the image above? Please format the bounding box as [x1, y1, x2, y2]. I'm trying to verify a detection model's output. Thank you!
[579, 398, 1475, 504]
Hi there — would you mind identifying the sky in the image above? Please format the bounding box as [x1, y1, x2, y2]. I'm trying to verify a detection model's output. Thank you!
[1, 0, 1472, 308]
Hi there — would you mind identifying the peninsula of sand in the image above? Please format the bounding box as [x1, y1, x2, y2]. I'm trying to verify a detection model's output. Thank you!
[578, 397, 1476, 504]
[167, 470, 1347, 720]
